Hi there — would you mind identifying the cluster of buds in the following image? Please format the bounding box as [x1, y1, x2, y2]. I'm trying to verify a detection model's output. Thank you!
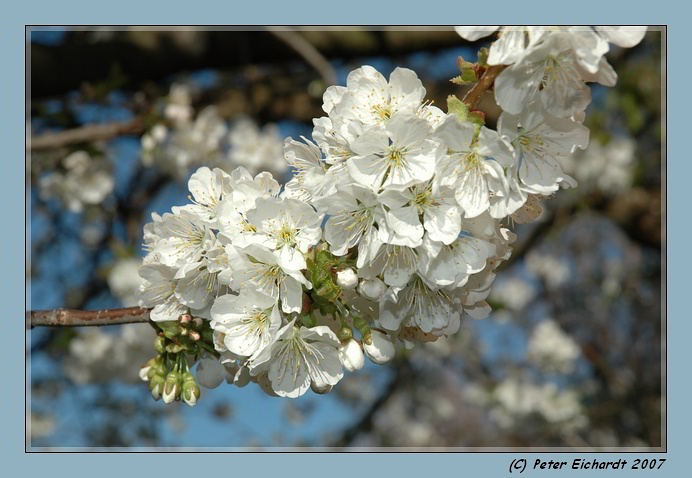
[138, 313, 211, 406]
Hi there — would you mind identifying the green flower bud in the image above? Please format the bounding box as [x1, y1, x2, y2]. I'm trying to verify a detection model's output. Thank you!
[182, 373, 201, 407]
[166, 343, 184, 354]
[362, 328, 373, 345]
[154, 336, 166, 354]
[337, 326, 353, 342]
[139, 357, 160, 382]
[148, 374, 165, 401]
[163, 371, 183, 404]
[147, 362, 166, 381]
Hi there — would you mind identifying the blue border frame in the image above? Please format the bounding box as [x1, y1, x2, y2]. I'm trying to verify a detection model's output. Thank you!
[7, 1, 682, 475]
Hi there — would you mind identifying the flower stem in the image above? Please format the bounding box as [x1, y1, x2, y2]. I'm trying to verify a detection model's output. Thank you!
[462, 64, 507, 110]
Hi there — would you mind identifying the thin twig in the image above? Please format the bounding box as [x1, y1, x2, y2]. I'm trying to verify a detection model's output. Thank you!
[462, 64, 506, 110]
[29, 118, 143, 151]
[27, 307, 152, 329]
[331, 359, 411, 448]
[266, 27, 338, 86]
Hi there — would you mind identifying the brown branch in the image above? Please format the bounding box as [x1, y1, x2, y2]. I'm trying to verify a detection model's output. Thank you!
[266, 27, 338, 86]
[462, 64, 507, 110]
[27, 307, 152, 329]
[29, 118, 143, 151]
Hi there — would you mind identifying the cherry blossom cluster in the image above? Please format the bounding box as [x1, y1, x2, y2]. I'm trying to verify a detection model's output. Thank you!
[137, 26, 646, 403]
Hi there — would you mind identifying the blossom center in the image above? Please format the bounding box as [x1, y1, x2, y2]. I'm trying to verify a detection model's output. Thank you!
[372, 104, 392, 121]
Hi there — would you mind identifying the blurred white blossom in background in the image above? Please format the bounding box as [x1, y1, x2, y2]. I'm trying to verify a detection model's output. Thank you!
[489, 276, 537, 311]
[38, 150, 114, 213]
[65, 324, 156, 384]
[226, 118, 286, 176]
[488, 378, 587, 431]
[141, 84, 288, 178]
[107, 257, 145, 307]
[559, 136, 637, 194]
[526, 251, 571, 290]
[527, 319, 581, 374]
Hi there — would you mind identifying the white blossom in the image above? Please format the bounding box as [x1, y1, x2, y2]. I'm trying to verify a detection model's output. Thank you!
[435, 116, 516, 218]
[498, 105, 588, 194]
[313, 184, 384, 267]
[228, 243, 311, 314]
[363, 330, 396, 365]
[347, 113, 440, 192]
[494, 33, 617, 117]
[332, 66, 427, 127]
[138, 264, 188, 322]
[250, 320, 343, 398]
[238, 197, 322, 268]
[210, 289, 281, 359]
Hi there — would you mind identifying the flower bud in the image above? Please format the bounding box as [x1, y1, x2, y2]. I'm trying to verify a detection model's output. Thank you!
[147, 362, 165, 381]
[196, 356, 225, 389]
[363, 330, 396, 365]
[358, 278, 386, 301]
[139, 357, 159, 382]
[310, 381, 332, 395]
[162, 371, 182, 404]
[166, 343, 184, 353]
[154, 336, 167, 354]
[336, 268, 358, 289]
[139, 365, 152, 382]
[188, 330, 201, 341]
[338, 338, 365, 372]
[179, 313, 192, 325]
[148, 374, 165, 401]
[181, 372, 201, 407]
[337, 326, 353, 342]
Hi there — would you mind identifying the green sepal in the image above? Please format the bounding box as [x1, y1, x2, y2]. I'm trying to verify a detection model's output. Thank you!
[447, 95, 470, 121]
[477, 47, 489, 67]
[300, 311, 317, 328]
[307, 251, 343, 302]
[451, 56, 477, 85]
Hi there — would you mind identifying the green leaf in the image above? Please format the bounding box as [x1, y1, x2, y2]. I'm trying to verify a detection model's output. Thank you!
[450, 72, 476, 85]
